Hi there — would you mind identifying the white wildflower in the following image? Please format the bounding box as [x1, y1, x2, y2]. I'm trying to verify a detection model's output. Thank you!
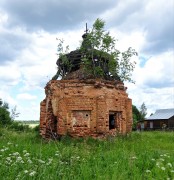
[146, 170, 151, 173]
[151, 158, 155, 161]
[24, 170, 28, 174]
[38, 159, 45, 164]
[1, 149, 5, 152]
[13, 152, 20, 156]
[171, 170, 174, 173]
[156, 162, 160, 167]
[159, 158, 164, 161]
[27, 159, 32, 164]
[29, 171, 36, 176]
[16, 156, 23, 163]
[6, 157, 11, 161]
[131, 156, 137, 160]
[7, 142, 13, 145]
[161, 167, 165, 171]
[23, 150, 27, 153]
[24, 153, 30, 157]
[160, 154, 164, 157]
[167, 163, 172, 167]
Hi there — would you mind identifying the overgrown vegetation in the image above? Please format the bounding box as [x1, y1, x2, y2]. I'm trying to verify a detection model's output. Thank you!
[54, 18, 137, 82]
[0, 128, 174, 179]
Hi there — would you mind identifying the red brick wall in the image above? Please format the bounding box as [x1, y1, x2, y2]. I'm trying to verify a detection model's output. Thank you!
[40, 79, 132, 139]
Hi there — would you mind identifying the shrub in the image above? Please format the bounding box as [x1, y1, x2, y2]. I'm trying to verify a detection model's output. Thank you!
[33, 125, 40, 132]
[8, 121, 31, 132]
[0, 106, 12, 126]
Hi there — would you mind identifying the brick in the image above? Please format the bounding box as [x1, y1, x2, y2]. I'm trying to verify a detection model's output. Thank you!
[40, 79, 132, 139]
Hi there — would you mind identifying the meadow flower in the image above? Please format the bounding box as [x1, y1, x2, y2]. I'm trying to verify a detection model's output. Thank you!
[46, 158, 53, 165]
[167, 163, 172, 167]
[16, 156, 22, 161]
[156, 162, 160, 167]
[171, 170, 174, 173]
[24, 170, 28, 174]
[1, 149, 5, 152]
[29, 171, 36, 176]
[24, 153, 30, 157]
[7, 142, 13, 145]
[146, 170, 151, 173]
[151, 158, 155, 161]
[27, 159, 32, 164]
[159, 158, 164, 161]
[161, 167, 165, 171]
[38, 159, 45, 164]
[6, 157, 11, 161]
[23, 150, 27, 153]
[13, 152, 20, 156]
[131, 156, 137, 160]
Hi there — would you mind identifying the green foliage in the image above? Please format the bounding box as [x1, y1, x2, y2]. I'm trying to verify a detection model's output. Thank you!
[54, 38, 71, 79]
[140, 102, 147, 120]
[119, 47, 137, 83]
[33, 125, 40, 132]
[8, 121, 31, 132]
[81, 18, 137, 82]
[0, 98, 12, 126]
[55, 18, 137, 82]
[132, 105, 142, 129]
[0, 129, 174, 179]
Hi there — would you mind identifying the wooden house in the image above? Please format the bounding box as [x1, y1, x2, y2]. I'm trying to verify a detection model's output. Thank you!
[141, 109, 174, 130]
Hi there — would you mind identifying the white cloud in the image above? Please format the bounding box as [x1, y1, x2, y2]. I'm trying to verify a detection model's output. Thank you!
[16, 93, 37, 100]
[0, 0, 173, 120]
[0, 64, 21, 86]
[133, 51, 174, 88]
[126, 50, 174, 116]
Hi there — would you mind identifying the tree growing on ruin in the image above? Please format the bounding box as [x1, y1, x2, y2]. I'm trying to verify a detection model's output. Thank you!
[81, 18, 137, 82]
[55, 18, 137, 83]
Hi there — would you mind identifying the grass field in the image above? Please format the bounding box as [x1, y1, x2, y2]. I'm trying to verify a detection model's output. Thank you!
[0, 128, 174, 180]
[18, 121, 39, 128]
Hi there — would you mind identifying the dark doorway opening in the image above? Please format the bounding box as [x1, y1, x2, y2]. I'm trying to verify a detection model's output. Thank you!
[109, 114, 115, 130]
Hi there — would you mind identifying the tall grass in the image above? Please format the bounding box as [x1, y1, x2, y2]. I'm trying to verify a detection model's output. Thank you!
[0, 128, 174, 180]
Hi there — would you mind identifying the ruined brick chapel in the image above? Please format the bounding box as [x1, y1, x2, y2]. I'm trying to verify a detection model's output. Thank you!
[40, 26, 133, 139]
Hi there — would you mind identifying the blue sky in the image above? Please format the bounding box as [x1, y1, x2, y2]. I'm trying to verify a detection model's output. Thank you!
[0, 0, 174, 120]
